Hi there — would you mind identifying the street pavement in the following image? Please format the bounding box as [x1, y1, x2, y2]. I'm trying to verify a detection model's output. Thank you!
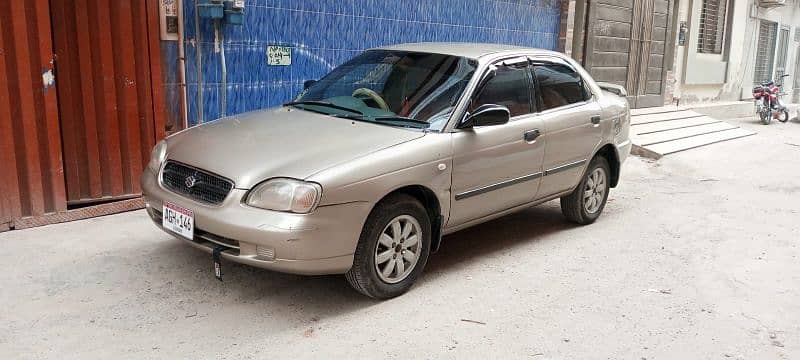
[2, 115, 799, 359]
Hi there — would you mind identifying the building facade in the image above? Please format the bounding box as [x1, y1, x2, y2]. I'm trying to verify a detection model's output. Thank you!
[670, 0, 800, 104]
[0, 0, 568, 229]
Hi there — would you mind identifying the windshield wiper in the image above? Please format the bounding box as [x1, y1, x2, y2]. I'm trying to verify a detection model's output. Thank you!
[283, 100, 364, 115]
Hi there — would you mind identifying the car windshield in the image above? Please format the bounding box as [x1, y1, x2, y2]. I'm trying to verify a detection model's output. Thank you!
[289, 50, 477, 131]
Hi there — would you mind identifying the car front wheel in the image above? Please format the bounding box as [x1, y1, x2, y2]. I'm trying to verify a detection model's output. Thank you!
[560, 156, 611, 225]
[345, 194, 431, 299]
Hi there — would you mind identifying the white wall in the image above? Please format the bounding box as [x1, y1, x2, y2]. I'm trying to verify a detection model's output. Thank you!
[672, 0, 800, 104]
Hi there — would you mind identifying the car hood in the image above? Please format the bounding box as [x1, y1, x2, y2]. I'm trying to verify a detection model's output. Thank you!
[165, 107, 426, 189]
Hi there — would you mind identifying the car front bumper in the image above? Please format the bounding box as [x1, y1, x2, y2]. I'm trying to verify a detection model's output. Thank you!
[141, 168, 372, 275]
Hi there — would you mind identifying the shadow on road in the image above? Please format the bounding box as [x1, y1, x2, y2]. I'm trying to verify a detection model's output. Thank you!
[425, 204, 574, 279]
[130, 202, 576, 324]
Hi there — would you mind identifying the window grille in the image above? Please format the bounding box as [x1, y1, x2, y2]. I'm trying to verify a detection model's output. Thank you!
[697, 0, 728, 54]
[775, 27, 790, 79]
[754, 21, 778, 84]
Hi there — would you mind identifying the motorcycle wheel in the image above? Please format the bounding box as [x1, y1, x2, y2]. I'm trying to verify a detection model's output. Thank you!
[761, 109, 772, 125]
[777, 110, 790, 123]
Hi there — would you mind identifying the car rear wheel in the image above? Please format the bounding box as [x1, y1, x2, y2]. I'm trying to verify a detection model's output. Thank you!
[345, 194, 431, 299]
[560, 157, 611, 225]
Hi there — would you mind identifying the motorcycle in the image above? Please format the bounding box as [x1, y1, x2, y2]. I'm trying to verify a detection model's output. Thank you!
[753, 73, 790, 125]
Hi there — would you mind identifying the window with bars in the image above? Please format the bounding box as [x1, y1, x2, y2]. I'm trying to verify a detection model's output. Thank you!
[697, 0, 728, 54]
[754, 21, 778, 84]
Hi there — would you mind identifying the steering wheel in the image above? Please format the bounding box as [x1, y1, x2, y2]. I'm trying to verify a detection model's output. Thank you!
[352, 88, 390, 111]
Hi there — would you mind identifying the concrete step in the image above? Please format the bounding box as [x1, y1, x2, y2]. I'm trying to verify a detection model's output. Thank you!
[634, 122, 739, 146]
[629, 105, 757, 159]
[630, 105, 680, 116]
[630, 110, 704, 125]
[689, 101, 755, 119]
[632, 116, 722, 135]
[641, 128, 756, 156]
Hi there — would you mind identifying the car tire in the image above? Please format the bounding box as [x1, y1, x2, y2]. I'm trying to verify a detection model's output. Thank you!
[345, 193, 431, 299]
[560, 156, 611, 225]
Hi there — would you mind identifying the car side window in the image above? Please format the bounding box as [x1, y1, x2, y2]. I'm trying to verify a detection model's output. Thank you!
[469, 63, 532, 118]
[533, 63, 587, 111]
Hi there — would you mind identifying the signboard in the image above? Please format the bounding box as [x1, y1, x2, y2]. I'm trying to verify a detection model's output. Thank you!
[160, 0, 180, 41]
[267, 46, 292, 66]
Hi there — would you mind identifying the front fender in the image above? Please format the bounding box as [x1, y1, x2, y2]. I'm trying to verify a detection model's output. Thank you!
[307, 133, 453, 224]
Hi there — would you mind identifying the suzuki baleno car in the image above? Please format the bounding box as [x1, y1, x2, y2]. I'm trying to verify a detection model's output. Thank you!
[142, 43, 631, 299]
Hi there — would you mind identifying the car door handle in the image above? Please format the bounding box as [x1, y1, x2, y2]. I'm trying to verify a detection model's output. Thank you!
[591, 115, 601, 125]
[524, 129, 541, 142]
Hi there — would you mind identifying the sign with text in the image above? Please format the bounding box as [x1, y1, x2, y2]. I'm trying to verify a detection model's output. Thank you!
[160, 0, 180, 41]
[267, 46, 292, 66]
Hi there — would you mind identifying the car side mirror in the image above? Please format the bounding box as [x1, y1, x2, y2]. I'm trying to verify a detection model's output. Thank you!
[459, 104, 510, 129]
[303, 79, 317, 90]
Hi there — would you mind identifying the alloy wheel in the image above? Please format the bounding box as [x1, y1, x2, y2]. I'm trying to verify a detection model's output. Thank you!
[374, 215, 422, 284]
[584, 168, 607, 214]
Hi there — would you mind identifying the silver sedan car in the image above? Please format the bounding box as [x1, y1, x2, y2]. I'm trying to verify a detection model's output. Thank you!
[142, 43, 631, 299]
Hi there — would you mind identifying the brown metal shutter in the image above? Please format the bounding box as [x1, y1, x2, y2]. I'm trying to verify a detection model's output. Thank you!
[0, 0, 67, 226]
[50, 0, 166, 206]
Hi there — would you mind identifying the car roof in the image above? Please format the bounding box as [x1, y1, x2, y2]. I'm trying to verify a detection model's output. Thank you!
[373, 42, 561, 60]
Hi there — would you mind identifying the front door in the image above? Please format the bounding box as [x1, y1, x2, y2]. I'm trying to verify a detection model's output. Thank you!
[581, 0, 674, 108]
[448, 58, 546, 227]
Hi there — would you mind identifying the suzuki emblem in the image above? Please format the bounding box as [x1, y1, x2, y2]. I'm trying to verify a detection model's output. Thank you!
[185, 175, 197, 189]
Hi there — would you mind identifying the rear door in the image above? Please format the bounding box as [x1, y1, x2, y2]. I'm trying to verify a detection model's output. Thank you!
[532, 60, 603, 198]
[448, 57, 546, 227]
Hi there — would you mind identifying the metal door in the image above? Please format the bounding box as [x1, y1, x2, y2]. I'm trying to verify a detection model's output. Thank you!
[775, 26, 790, 79]
[581, 0, 674, 108]
[50, 0, 166, 206]
[0, 0, 67, 224]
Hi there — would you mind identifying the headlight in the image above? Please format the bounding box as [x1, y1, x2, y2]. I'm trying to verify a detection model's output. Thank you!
[148, 140, 167, 172]
[245, 178, 322, 213]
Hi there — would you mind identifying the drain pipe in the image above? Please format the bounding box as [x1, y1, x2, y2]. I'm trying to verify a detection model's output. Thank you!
[177, 0, 188, 129]
[220, 28, 227, 117]
[194, 0, 205, 124]
[214, 19, 227, 117]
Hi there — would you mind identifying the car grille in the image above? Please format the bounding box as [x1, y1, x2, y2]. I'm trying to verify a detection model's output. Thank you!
[160, 161, 234, 205]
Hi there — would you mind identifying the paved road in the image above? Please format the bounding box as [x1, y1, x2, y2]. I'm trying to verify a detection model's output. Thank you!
[2, 116, 799, 359]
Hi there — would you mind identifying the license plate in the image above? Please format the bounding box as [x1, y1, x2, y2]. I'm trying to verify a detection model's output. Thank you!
[162, 201, 194, 239]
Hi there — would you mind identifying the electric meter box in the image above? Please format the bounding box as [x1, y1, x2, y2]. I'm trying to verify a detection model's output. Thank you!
[197, 0, 224, 19]
[224, 0, 245, 25]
